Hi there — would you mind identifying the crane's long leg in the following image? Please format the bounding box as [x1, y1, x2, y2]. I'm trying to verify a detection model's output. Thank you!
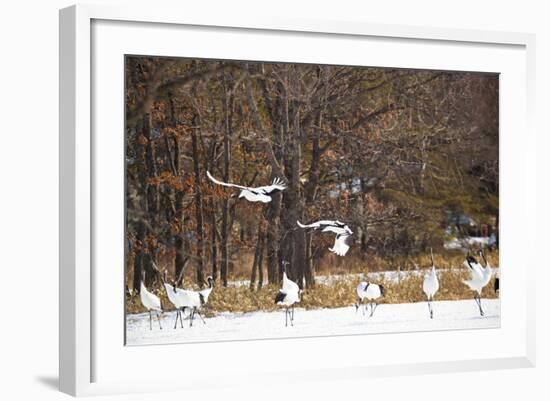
[372, 302, 380, 317]
[149, 310, 152, 330]
[157, 311, 163, 329]
[427, 298, 433, 319]
[473, 295, 484, 316]
[190, 308, 195, 327]
[173, 310, 179, 329]
[285, 308, 288, 327]
[291, 305, 295, 322]
[195, 309, 206, 325]
[477, 296, 485, 316]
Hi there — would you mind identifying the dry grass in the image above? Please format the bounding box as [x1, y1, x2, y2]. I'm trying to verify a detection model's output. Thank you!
[126, 256, 499, 315]
[219, 248, 499, 279]
[315, 250, 499, 276]
[148, 248, 499, 284]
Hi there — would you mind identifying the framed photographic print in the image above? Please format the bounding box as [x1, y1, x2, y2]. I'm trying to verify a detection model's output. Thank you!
[59, 3, 536, 396]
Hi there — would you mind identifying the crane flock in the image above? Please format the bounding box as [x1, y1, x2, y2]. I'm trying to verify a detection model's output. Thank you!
[136, 170, 499, 331]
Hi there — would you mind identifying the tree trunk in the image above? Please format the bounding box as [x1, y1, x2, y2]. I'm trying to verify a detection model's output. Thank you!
[191, 123, 205, 286]
[257, 235, 265, 290]
[174, 191, 189, 286]
[132, 223, 145, 291]
[167, 96, 189, 285]
[290, 137, 307, 289]
[133, 116, 157, 289]
[143, 114, 160, 226]
[220, 74, 234, 287]
[280, 91, 306, 288]
[302, 124, 322, 288]
[304, 233, 315, 288]
[210, 203, 218, 280]
[260, 68, 284, 286]
[250, 226, 267, 291]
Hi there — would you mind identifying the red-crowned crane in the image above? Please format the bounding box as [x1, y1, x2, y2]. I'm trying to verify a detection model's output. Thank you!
[297, 220, 353, 256]
[355, 279, 384, 317]
[139, 271, 163, 330]
[275, 261, 301, 326]
[463, 249, 493, 316]
[422, 249, 439, 319]
[206, 171, 286, 203]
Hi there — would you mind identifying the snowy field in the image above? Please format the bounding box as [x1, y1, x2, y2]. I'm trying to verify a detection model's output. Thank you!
[126, 299, 500, 346]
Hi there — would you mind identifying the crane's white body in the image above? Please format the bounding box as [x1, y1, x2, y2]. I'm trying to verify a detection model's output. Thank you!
[163, 282, 187, 329]
[330, 233, 351, 256]
[276, 270, 301, 326]
[164, 278, 214, 328]
[140, 281, 163, 330]
[281, 270, 299, 294]
[356, 281, 384, 317]
[206, 171, 286, 203]
[199, 285, 213, 305]
[140, 281, 162, 312]
[422, 263, 439, 319]
[423, 265, 439, 299]
[357, 281, 382, 301]
[463, 257, 492, 295]
[238, 190, 272, 203]
[163, 283, 186, 309]
[164, 283, 200, 308]
[276, 289, 300, 307]
[297, 220, 353, 256]
[463, 253, 493, 316]
[297, 220, 348, 233]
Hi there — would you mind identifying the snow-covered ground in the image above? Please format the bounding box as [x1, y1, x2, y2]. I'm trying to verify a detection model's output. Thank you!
[126, 299, 500, 346]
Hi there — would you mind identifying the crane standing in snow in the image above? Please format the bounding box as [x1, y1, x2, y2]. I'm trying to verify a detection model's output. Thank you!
[463, 249, 493, 316]
[162, 272, 186, 329]
[355, 279, 385, 317]
[275, 261, 301, 326]
[139, 271, 163, 330]
[296, 220, 353, 256]
[206, 171, 286, 203]
[422, 248, 439, 319]
[162, 268, 214, 329]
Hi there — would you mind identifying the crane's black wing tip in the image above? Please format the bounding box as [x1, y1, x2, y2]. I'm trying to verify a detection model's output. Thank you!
[274, 291, 286, 304]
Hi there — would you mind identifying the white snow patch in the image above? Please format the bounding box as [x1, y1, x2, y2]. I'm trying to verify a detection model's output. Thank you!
[444, 236, 496, 250]
[229, 268, 499, 288]
[126, 299, 500, 346]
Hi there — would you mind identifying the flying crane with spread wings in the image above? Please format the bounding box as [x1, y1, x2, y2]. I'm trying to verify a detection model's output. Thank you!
[206, 171, 286, 203]
[296, 220, 353, 256]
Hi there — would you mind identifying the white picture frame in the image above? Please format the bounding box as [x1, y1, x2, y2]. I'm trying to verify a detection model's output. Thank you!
[59, 3, 536, 396]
